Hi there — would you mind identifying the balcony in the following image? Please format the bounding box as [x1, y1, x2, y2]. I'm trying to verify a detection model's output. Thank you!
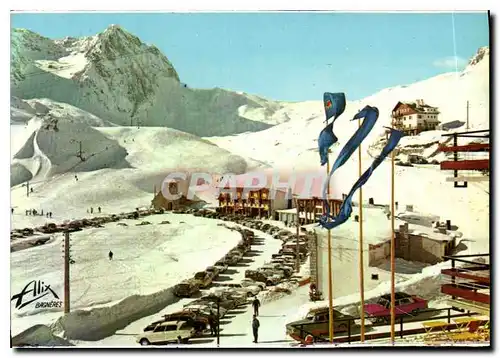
[440, 254, 490, 314]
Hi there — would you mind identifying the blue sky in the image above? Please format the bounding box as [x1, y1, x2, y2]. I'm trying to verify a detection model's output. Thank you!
[11, 12, 489, 102]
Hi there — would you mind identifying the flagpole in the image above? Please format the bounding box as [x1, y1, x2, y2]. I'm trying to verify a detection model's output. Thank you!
[390, 136, 396, 344]
[358, 119, 365, 342]
[326, 154, 334, 344]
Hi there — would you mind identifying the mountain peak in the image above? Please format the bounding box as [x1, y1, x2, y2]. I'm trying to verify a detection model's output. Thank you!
[468, 46, 489, 67]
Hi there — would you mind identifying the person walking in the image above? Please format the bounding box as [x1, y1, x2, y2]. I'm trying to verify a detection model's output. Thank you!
[90, 207, 94, 214]
[252, 315, 260, 343]
[98, 206, 101, 214]
[208, 310, 217, 337]
[252, 297, 261, 316]
[108, 251, 114, 260]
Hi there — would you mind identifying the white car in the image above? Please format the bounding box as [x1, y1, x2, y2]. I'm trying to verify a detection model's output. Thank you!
[240, 278, 266, 290]
[218, 282, 262, 297]
[136, 321, 194, 345]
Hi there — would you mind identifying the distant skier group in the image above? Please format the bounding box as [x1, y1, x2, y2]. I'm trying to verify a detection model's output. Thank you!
[24, 209, 52, 218]
[87, 207, 102, 214]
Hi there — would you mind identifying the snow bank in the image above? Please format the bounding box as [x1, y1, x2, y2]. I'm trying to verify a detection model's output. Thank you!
[51, 286, 179, 341]
[12, 324, 74, 347]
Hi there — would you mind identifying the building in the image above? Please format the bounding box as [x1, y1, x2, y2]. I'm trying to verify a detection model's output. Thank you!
[368, 221, 458, 266]
[216, 169, 344, 220]
[151, 179, 203, 211]
[216, 173, 289, 218]
[276, 197, 342, 226]
[391, 99, 440, 136]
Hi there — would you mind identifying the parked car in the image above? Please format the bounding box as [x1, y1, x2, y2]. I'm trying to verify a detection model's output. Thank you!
[261, 263, 294, 277]
[218, 282, 262, 297]
[286, 307, 355, 342]
[173, 280, 200, 298]
[136, 321, 195, 345]
[245, 269, 282, 286]
[187, 294, 236, 311]
[282, 243, 308, 254]
[225, 251, 244, 265]
[158, 311, 208, 332]
[183, 303, 228, 319]
[214, 260, 229, 274]
[192, 271, 213, 289]
[205, 266, 220, 279]
[364, 292, 428, 323]
[240, 278, 266, 291]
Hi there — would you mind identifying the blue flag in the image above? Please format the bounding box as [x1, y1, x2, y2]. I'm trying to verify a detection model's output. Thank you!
[323, 92, 346, 122]
[319, 127, 403, 230]
[318, 92, 346, 166]
[322, 105, 379, 217]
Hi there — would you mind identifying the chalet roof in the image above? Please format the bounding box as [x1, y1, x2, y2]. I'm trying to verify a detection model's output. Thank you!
[392, 101, 440, 115]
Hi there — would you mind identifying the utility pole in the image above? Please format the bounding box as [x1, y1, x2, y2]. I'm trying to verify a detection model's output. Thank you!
[466, 101, 469, 130]
[295, 197, 300, 273]
[216, 298, 220, 347]
[70, 139, 85, 161]
[63, 231, 71, 314]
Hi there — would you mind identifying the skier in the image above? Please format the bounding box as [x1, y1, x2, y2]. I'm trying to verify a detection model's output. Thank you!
[252, 297, 261, 316]
[108, 251, 114, 260]
[208, 310, 217, 336]
[252, 315, 260, 343]
[30, 187, 34, 193]
[98, 206, 101, 214]
[49, 212, 53, 218]
[90, 207, 94, 214]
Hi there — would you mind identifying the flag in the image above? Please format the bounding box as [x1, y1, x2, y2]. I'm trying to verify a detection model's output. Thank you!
[318, 92, 346, 166]
[321, 105, 379, 216]
[323, 92, 346, 122]
[319, 127, 403, 230]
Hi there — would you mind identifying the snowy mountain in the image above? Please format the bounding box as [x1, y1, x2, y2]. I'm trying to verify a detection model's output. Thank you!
[209, 46, 490, 169]
[11, 26, 285, 136]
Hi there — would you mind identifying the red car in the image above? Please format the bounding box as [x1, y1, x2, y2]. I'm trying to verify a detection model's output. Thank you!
[364, 292, 428, 322]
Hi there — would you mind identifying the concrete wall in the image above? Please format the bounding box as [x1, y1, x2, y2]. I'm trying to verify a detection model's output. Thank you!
[396, 226, 447, 265]
[309, 233, 318, 286]
[272, 189, 289, 212]
[368, 241, 391, 266]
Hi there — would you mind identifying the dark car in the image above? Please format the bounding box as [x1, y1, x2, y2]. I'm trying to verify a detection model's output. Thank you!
[173, 280, 200, 298]
[286, 307, 356, 342]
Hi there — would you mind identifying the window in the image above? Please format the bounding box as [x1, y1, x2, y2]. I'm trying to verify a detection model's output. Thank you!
[165, 325, 177, 331]
[418, 115, 422, 119]
[154, 326, 167, 332]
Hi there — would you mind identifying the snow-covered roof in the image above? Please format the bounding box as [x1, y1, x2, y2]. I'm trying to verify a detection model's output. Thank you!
[398, 222, 457, 242]
[314, 206, 404, 246]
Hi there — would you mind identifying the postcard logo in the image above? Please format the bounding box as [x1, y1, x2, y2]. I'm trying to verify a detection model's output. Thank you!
[11, 280, 62, 310]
